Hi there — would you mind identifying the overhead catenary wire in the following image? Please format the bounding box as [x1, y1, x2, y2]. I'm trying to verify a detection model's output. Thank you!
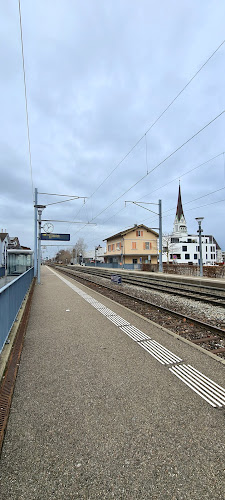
[138, 151, 225, 201]
[18, 0, 34, 200]
[82, 188, 225, 248]
[92, 151, 225, 228]
[67, 39, 225, 228]
[81, 39, 225, 201]
[70, 110, 225, 239]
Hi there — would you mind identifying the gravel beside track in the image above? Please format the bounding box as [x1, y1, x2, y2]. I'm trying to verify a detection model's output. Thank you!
[56, 267, 225, 358]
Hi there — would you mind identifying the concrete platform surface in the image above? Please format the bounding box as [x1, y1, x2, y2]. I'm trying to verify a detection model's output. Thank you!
[0, 265, 224, 499]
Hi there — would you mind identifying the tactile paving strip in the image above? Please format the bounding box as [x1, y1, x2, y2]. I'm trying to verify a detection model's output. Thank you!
[49, 268, 225, 408]
[169, 364, 225, 408]
[120, 324, 150, 342]
[139, 339, 183, 365]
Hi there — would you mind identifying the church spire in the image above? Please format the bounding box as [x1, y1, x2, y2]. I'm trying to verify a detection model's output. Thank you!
[176, 183, 184, 221]
[173, 183, 187, 236]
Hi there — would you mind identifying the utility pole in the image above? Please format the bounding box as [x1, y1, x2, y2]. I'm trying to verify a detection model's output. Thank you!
[158, 200, 163, 272]
[34, 188, 38, 276]
[35, 205, 46, 284]
[196, 217, 204, 277]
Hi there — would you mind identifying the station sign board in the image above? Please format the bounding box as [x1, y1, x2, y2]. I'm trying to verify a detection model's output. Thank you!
[41, 233, 70, 241]
[111, 274, 122, 284]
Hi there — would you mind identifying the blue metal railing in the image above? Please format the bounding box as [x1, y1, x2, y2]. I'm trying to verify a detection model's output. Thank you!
[0, 267, 34, 352]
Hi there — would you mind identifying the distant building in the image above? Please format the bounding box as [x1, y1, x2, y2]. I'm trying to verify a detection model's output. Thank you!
[8, 236, 20, 248]
[83, 247, 105, 264]
[104, 224, 158, 267]
[0, 232, 10, 268]
[162, 185, 222, 265]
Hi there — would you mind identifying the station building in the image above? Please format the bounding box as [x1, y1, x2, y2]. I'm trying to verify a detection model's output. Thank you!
[104, 224, 158, 268]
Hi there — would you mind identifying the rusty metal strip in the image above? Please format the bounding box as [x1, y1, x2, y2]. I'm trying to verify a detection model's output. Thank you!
[192, 336, 219, 344]
[0, 278, 36, 453]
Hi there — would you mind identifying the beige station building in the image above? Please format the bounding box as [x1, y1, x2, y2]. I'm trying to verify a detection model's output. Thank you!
[104, 224, 158, 268]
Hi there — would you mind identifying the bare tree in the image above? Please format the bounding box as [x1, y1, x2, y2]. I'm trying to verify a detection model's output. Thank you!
[72, 238, 87, 263]
[55, 249, 72, 264]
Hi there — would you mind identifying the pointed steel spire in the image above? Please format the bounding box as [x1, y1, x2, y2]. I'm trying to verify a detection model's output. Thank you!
[176, 183, 184, 221]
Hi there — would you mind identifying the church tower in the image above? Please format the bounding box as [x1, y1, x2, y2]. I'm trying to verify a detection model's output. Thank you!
[172, 184, 187, 236]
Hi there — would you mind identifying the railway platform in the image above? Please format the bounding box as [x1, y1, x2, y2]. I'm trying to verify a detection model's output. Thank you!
[0, 266, 224, 499]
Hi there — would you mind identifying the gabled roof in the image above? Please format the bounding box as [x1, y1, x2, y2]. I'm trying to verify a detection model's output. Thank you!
[104, 224, 158, 241]
[0, 232, 9, 242]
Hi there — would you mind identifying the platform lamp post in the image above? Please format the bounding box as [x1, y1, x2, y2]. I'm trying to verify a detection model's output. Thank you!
[195, 217, 204, 278]
[34, 204, 46, 284]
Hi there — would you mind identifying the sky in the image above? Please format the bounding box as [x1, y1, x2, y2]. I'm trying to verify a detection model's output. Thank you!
[1, 1, 225, 259]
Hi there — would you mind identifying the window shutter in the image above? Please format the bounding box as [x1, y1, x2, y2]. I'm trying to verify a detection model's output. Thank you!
[141, 231, 143, 237]
[143, 242, 145, 250]
[136, 231, 138, 237]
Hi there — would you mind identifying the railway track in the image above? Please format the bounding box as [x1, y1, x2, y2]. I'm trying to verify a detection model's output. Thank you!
[61, 266, 225, 307]
[55, 266, 225, 359]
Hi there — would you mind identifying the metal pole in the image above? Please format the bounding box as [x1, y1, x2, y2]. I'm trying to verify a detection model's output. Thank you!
[34, 188, 38, 276]
[95, 247, 97, 266]
[37, 209, 42, 284]
[159, 199, 163, 272]
[198, 222, 203, 277]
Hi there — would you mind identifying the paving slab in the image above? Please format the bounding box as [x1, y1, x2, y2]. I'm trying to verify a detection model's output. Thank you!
[0, 266, 224, 499]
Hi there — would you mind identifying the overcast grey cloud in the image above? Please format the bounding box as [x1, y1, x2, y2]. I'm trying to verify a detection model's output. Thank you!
[0, 1, 225, 257]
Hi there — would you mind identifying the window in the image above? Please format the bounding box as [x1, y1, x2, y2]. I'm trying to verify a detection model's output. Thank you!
[171, 238, 179, 243]
[108, 245, 111, 252]
[206, 246, 207, 251]
[132, 242, 137, 250]
[144, 242, 150, 250]
[206, 254, 208, 259]
[188, 239, 192, 243]
[170, 254, 173, 259]
[112, 244, 115, 251]
[116, 242, 121, 251]
[196, 245, 199, 251]
[136, 230, 143, 237]
[194, 254, 198, 260]
[182, 245, 187, 251]
[133, 259, 137, 264]
[185, 254, 190, 259]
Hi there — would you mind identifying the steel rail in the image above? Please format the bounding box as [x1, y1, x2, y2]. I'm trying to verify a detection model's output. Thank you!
[55, 266, 225, 341]
[60, 266, 225, 307]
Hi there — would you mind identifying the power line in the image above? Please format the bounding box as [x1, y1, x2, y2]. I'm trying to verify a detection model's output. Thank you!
[18, 0, 34, 200]
[138, 151, 224, 201]
[84, 39, 225, 199]
[71, 110, 224, 240]
[84, 151, 225, 232]
[68, 39, 225, 230]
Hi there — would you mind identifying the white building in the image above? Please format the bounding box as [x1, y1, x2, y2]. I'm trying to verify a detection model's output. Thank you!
[0, 231, 10, 268]
[162, 185, 221, 265]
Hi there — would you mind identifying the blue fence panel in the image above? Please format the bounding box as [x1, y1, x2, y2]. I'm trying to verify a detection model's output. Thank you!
[0, 267, 34, 352]
[0, 267, 5, 278]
